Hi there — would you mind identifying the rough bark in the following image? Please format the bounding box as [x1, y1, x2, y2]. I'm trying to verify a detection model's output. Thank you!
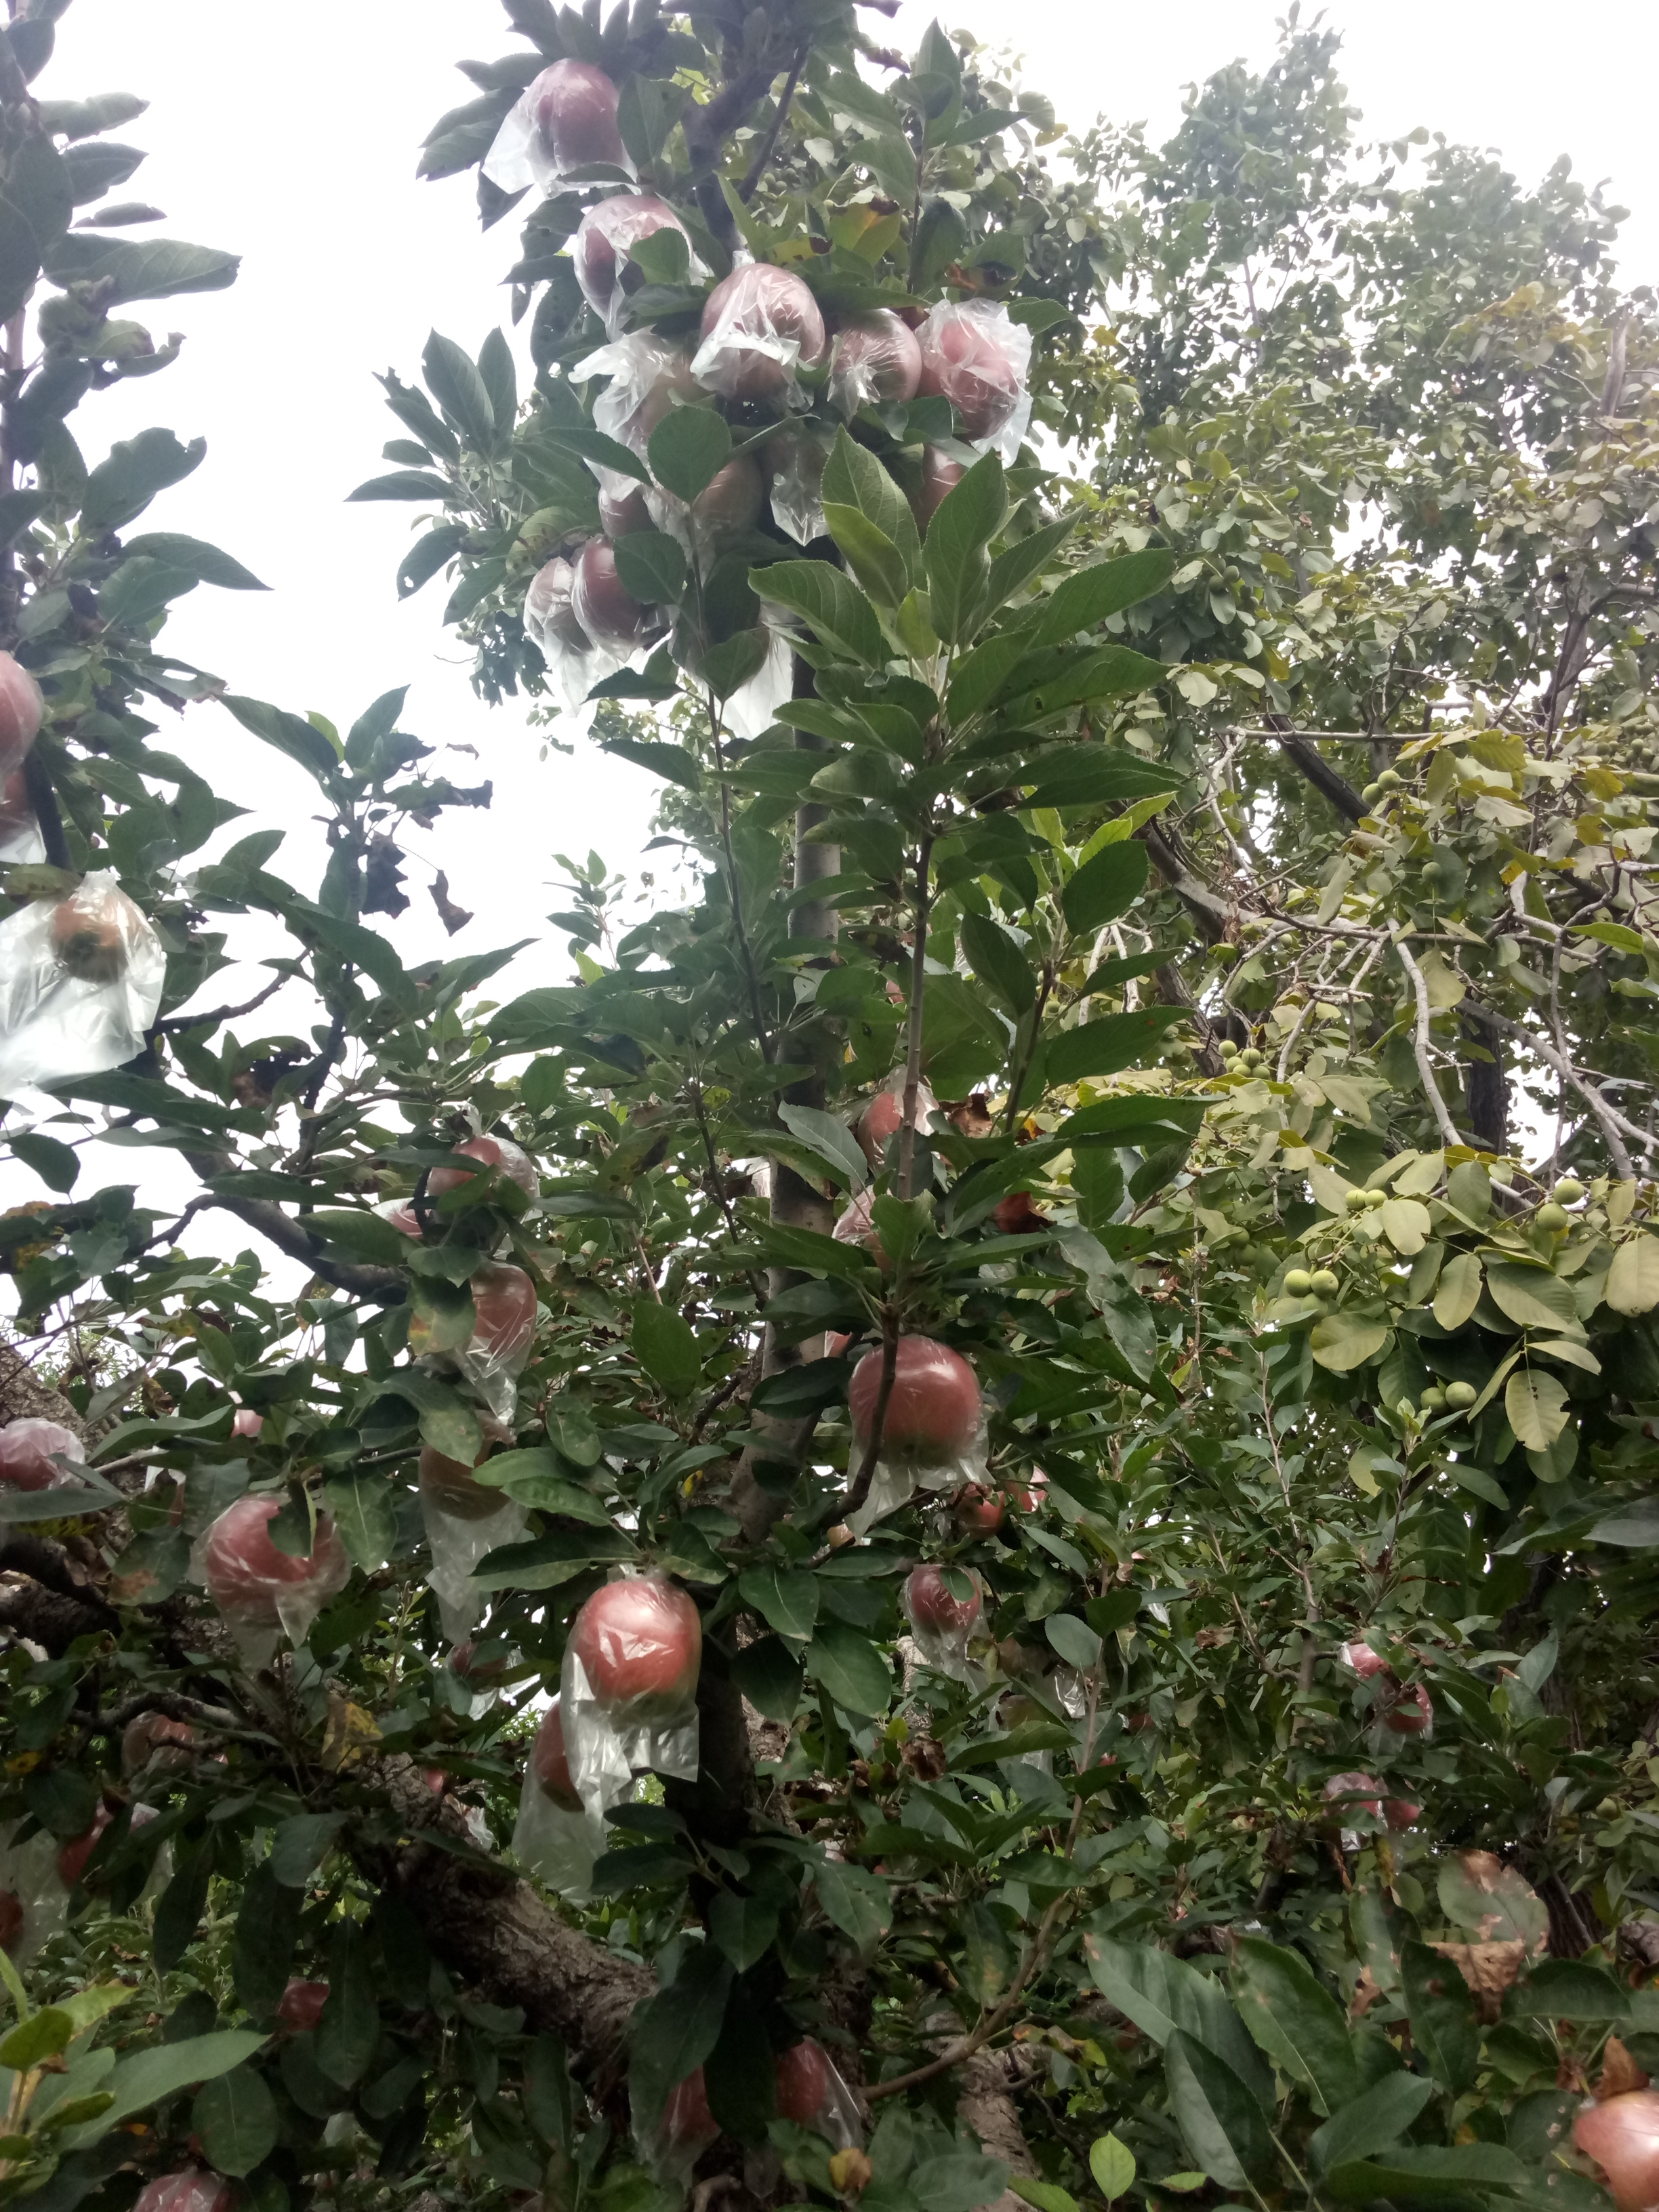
[1269, 731, 1366, 823]
[959, 2050, 1038, 2212]
[1136, 821, 1230, 941]
[0, 1341, 84, 1431]
[1461, 1006, 1509, 1155]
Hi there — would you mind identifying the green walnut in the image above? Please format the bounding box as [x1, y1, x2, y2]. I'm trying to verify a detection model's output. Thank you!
[1345, 1187, 1369, 1213]
[1419, 1386, 1446, 1411]
[1444, 1380, 1478, 1410]
[1365, 1187, 1388, 1209]
[1376, 767, 1403, 790]
[1309, 1268, 1340, 1297]
[1218, 1038, 1240, 1059]
[1361, 781, 1382, 804]
[1535, 1202, 1570, 1233]
[1284, 1267, 1314, 1296]
[1553, 1176, 1585, 1205]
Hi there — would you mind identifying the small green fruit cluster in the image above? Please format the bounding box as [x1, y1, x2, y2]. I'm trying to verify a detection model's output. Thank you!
[1359, 767, 1404, 806]
[1345, 1186, 1388, 1213]
[1218, 1040, 1267, 1072]
[1284, 1267, 1339, 1298]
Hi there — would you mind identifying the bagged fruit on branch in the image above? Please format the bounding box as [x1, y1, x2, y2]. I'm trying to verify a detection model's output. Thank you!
[451, 1260, 539, 1424]
[560, 1572, 702, 1815]
[855, 1067, 939, 1168]
[510, 1694, 617, 1900]
[829, 310, 923, 417]
[903, 1563, 985, 1687]
[446, 1637, 510, 1717]
[774, 2037, 863, 2150]
[418, 1443, 528, 1643]
[846, 1336, 986, 1534]
[0, 766, 41, 863]
[577, 333, 696, 495]
[130, 2171, 235, 2212]
[691, 260, 827, 406]
[644, 451, 764, 564]
[428, 1132, 538, 1208]
[912, 445, 966, 533]
[916, 300, 1032, 459]
[764, 426, 827, 546]
[0, 872, 166, 1094]
[0, 1820, 68, 1962]
[523, 552, 615, 717]
[483, 59, 636, 197]
[832, 1187, 886, 1267]
[635, 2066, 720, 2188]
[720, 625, 794, 743]
[573, 192, 707, 336]
[197, 1493, 351, 1667]
[568, 537, 659, 661]
[0, 1416, 85, 1492]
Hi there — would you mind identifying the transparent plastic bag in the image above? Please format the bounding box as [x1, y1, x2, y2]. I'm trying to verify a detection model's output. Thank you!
[691, 262, 827, 406]
[576, 333, 697, 497]
[197, 1494, 351, 1668]
[419, 1447, 528, 1644]
[916, 299, 1032, 460]
[446, 1638, 510, 1718]
[0, 651, 42, 777]
[0, 1416, 85, 1491]
[482, 60, 636, 197]
[775, 2039, 863, 2150]
[722, 625, 794, 742]
[764, 428, 827, 546]
[0, 1821, 67, 1962]
[829, 310, 922, 417]
[832, 1190, 886, 1268]
[560, 1573, 702, 1816]
[636, 2068, 719, 2188]
[855, 1067, 939, 1169]
[644, 452, 764, 565]
[130, 2171, 234, 2212]
[510, 1696, 612, 1901]
[0, 766, 42, 863]
[524, 552, 618, 716]
[452, 1259, 539, 1425]
[574, 193, 706, 336]
[846, 1336, 986, 1535]
[0, 872, 167, 1095]
[902, 1565, 984, 1687]
[568, 537, 659, 660]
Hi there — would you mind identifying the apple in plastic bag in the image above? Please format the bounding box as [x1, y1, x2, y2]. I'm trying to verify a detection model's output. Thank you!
[231, 1408, 263, 1439]
[918, 304, 1025, 439]
[203, 1494, 350, 1617]
[848, 1337, 981, 1464]
[571, 538, 653, 653]
[575, 192, 691, 316]
[775, 2037, 835, 2123]
[533, 1696, 583, 1811]
[527, 60, 628, 175]
[466, 1261, 539, 1368]
[912, 447, 965, 531]
[0, 649, 42, 773]
[276, 1978, 330, 2034]
[49, 880, 145, 984]
[121, 1712, 197, 1777]
[906, 1563, 981, 1637]
[569, 1575, 702, 1716]
[829, 311, 922, 411]
[663, 2066, 718, 2150]
[650, 453, 764, 550]
[0, 764, 31, 837]
[954, 1485, 1004, 1532]
[855, 1087, 916, 1164]
[428, 1132, 537, 1202]
[419, 1442, 503, 1523]
[696, 264, 826, 401]
[131, 2175, 235, 2212]
[0, 1416, 83, 1490]
[1382, 1681, 1432, 1735]
[525, 556, 590, 654]
[1338, 1639, 1393, 1680]
[600, 485, 651, 537]
[1576, 2091, 1659, 2211]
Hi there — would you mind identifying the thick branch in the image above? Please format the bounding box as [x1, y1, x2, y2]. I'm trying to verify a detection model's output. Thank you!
[21, 746, 70, 870]
[739, 41, 808, 201]
[1468, 1001, 1644, 1179]
[182, 1148, 406, 1300]
[1391, 934, 1465, 1150]
[1269, 730, 1366, 823]
[159, 975, 285, 1036]
[1136, 821, 1229, 940]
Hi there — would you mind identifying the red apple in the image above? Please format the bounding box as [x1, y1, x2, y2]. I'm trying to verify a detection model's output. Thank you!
[525, 554, 591, 656]
[0, 649, 43, 773]
[202, 1495, 350, 1616]
[466, 1261, 539, 1369]
[917, 301, 1027, 441]
[419, 1442, 502, 1523]
[648, 453, 764, 552]
[628, 345, 699, 444]
[49, 881, 144, 983]
[131, 2174, 235, 2212]
[568, 1575, 702, 1715]
[0, 1417, 83, 1491]
[906, 1564, 981, 1637]
[1576, 2091, 1659, 2211]
[1322, 1771, 1384, 1824]
[1384, 1795, 1421, 1831]
[1003, 1467, 1048, 1515]
[0, 1889, 21, 1955]
[848, 1337, 981, 1464]
[533, 1696, 583, 1811]
[449, 1639, 509, 1686]
[428, 1132, 537, 1202]
[121, 1712, 198, 1777]
[912, 446, 965, 531]
[1338, 1639, 1393, 1681]
[954, 1485, 1005, 1533]
[276, 1978, 330, 2034]
[570, 537, 653, 653]
[57, 1803, 110, 1889]
[600, 484, 651, 537]
[694, 264, 827, 403]
[856, 1080, 935, 1165]
[574, 192, 692, 319]
[378, 1197, 422, 1237]
[231, 1408, 263, 1440]
[829, 311, 922, 415]
[1382, 1683, 1433, 1736]
[527, 60, 628, 176]
[992, 1191, 1046, 1234]
[775, 2038, 834, 2123]
[662, 2066, 718, 2150]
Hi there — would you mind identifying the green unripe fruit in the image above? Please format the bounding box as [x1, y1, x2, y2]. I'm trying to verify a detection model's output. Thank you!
[1535, 1202, 1570, 1233]
[1553, 1176, 1585, 1206]
[1345, 1187, 1368, 1213]
[1444, 1380, 1477, 1410]
[1218, 1038, 1240, 1059]
[1309, 1269, 1340, 1297]
[1284, 1268, 1313, 1296]
[1240, 1048, 1264, 1069]
[1376, 767, 1403, 790]
[1419, 1386, 1446, 1411]
[1365, 1187, 1388, 1210]
[1361, 781, 1382, 804]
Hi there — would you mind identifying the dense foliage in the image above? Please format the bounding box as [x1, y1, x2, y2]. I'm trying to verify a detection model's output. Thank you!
[4, 10, 1659, 2212]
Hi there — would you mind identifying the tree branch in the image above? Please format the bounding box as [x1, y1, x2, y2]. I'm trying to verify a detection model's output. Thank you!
[739, 41, 809, 201]
[1136, 821, 1229, 940]
[1467, 1000, 1645, 1178]
[1267, 729, 1366, 823]
[158, 975, 285, 1036]
[1391, 933, 1465, 1151]
[182, 1148, 407, 1300]
[21, 745, 70, 870]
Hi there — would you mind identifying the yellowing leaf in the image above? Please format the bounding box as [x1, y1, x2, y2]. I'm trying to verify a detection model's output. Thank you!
[1380, 1199, 1432, 1255]
[1433, 1252, 1483, 1332]
[1417, 950, 1466, 1008]
[1504, 1369, 1569, 1452]
[1607, 1237, 1659, 1316]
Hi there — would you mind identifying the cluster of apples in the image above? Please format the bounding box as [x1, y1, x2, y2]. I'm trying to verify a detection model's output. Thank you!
[657, 2037, 851, 2163]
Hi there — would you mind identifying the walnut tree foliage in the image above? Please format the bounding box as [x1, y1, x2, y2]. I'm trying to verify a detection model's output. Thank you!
[5, 9, 1659, 2212]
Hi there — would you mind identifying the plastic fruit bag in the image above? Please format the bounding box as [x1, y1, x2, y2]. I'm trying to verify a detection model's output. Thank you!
[0, 766, 42, 863]
[573, 192, 707, 335]
[846, 1336, 986, 1534]
[197, 1494, 351, 1667]
[775, 2038, 863, 2150]
[510, 1695, 611, 1902]
[764, 427, 827, 546]
[722, 625, 794, 743]
[0, 650, 43, 777]
[0, 1416, 85, 1491]
[560, 1572, 702, 1816]
[483, 60, 636, 197]
[523, 552, 617, 717]
[576, 333, 696, 496]
[644, 452, 764, 564]
[855, 1067, 939, 1169]
[568, 537, 659, 660]
[130, 2171, 234, 2212]
[453, 1260, 539, 1424]
[445, 1638, 509, 1717]
[903, 1564, 984, 1687]
[916, 299, 1032, 459]
[0, 1820, 67, 1962]
[829, 310, 922, 417]
[0, 872, 167, 1096]
[691, 262, 827, 405]
[429, 1133, 537, 1204]
[636, 2067, 719, 2188]
[418, 1445, 527, 1643]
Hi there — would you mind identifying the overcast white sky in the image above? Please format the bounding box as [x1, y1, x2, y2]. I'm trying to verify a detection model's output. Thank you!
[3, 0, 1655, 1284]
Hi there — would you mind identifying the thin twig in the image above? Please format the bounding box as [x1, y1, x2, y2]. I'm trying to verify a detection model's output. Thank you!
[157, 974, 286, 1035]
[739, 40, 809, 201]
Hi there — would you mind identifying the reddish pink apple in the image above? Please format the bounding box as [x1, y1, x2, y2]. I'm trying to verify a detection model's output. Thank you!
[829, 311, 922, 414]
[993, 1191, 1046, 1235]
[202, 1495, 350, 1615]
[1322, 1770, 1384, 1824]
[600, 485, 651, 537]
[49, 880, 144, 984]
[0, 1417, 83, 1491]
[574, 192, 692, 319]
[121, 1713, 198, 1777]
[0, 649, 42, 773]
[131, 2176, 234, 2212]
[1576, 2092, 1659, 2211]
[570, 538, 653, 653]
[775, 2038, 834, 2123]
[917, 301, 1027, 441]
[525, 555, 591, 655]
[906, 1564, 981, 1637]
[1338, 1639, 1393, 1680]
[428, 1133, 537, 1202]
[57, 1803, 110, 1889]
[662, 2066, 718, 2150]
[1382, 1682, 1433, 1736]
[231, 1408, 263, 1439]
[848, 1337, 981, 1464]
[695, 264, 827, 402]
[954, 1486, 1005, 1533]
[912, 445, 966, 531]
[0, 765, 31, 839]
[527, 60, 628, 176]
[832, 1189, 888, 1269]
[568, 1576, 702, 1715]
[466, 1261, 539, 1369]
[419, 1442, 502, 1523]
[276, 1978, 330, 2034]
[649, 453, 765, 551]
[533, 1696, 582, 1811]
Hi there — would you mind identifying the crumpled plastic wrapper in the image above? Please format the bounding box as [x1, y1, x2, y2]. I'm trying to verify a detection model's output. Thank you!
[0, 1821, 67, 1963]
[722, 625, 794, 743]
[856, 1066, 940, 1170]
[524, 552, 619, 718]
[130, 2172, 235, 2212]
[775, 2038, 863, 2150]
[482, 60, 636, 198]
[574, 193, 708, 336]
[560, 1573, 702, 1819]
[902, 1565, 985, 1688]
[419, 1454, 527, 1645]
[916, 299, 1033, 462]
[453, 1260, 539, 1425]
[0, 872, 167, 1097]
[196, 1495, 351, 1669]
[764, 428, 827, 546]
[510, 1695, 626, 1902]
[828, 310, 923, 417]
[636, 2068, 720, 2189]
[576, 332, 697, 497]
[0, 1416, 86, 1492]
[691, 261, 827, 406]
[846, 1337, 987, 1536]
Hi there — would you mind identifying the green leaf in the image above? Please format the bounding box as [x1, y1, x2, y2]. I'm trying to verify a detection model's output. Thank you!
[477, 325, 517, 448]
[315, 1923, 380, 2087]
[1324, 2146, 1525, 2203]
[1516, 1958, 1629, 2021]
[960, 910, 1036, 1016]
[739, 1565, 819, 1640]
[1232, 1938, 1359, 2116]
[1436, 1851, 1549, 1950]
[1011, 2183, 1079, 2212]
[0, 2007, 73, 2069]
[1084, 1937, 1270, 2100]
[346, 469, 453, 504]
[1309, 2073, 1436, 2174]
[1483, 1261, 1579, 1333]
[1044, 1612, 1103, 1673]
[632, 1300, 701, 1397]
[613, 528, 687, 607]
[823, 502, 911, 609]
[1089, 2133, 1136, 2205]
[1031, 549, 1177, 649]
[777, 1102, 867, 1190]
[708, 1892, 780, 1973]
[807, 1622, 893, 1716]
[321, 1473, 394, 1574]
[822, 429, 921, 579]
[1432, 1250, 1482, 1331]
[924, 451, 1006, 645]
[537, 419, 652, 485]
[80, 426, 205, 532]
[628, 1946, 732, 2133]
[1504, 1368, 1569, 1451]
[647, 404, 731, 504]
[222, 693, 340, 785]
[231, 1860, 300, 2017]
[422, 329, 495, 449]
[191, 2066, 277, 2177]
[1023, 750, 1183, 809]
[66, 2031, 270, 2144]
[1309, 1311, 1392, 1373]
[812, 1858, 891, 1951]
[268, 1812, 346, 1888]
[1399, 1940, 1478, 2094]
[1607, 1236, 1659, 1315]
[750, 560, 886, 666]
[1044, 1006, 1187, 1087]
[8, 1130, 79, 1192]
[1163, 2030, 1269, 2187]
[985, 514, 1080, 619]
[470, 1448, 612, 1523]
[121, 533, 266, 590]
[1061, 840, 1150, 935]
[731, 1635, 804, 1722]
[43, 232, 239, 303]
